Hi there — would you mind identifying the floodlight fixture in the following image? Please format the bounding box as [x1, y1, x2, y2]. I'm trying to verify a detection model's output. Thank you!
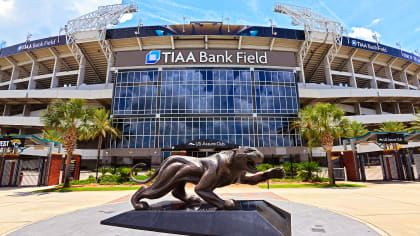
[226, 17, 230, 32]
[183, 16, 187, 33]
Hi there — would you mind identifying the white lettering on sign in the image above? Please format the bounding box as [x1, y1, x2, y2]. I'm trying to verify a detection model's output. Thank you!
[156, 50, 268, 65]
[0, 141, 9, 147]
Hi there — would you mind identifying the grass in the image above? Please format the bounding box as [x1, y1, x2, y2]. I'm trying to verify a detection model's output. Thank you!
[34, 186, 139, 192]
[259, 183, 365, 188]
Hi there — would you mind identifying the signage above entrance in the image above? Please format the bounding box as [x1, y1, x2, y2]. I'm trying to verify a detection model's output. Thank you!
[172, 139, 239, 151]
[115, 49, 296, 67]
[0, 137, 25, 148]
[377, 133, 407, 144]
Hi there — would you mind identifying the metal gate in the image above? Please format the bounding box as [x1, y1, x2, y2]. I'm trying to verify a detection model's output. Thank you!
[1, 157, 46, 187]
[1, 160, 17, 186]
[18, 157, 46, 186]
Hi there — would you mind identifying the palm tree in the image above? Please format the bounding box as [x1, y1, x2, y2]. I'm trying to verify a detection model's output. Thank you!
[408, 112, 420, 132]
[42, 129, 64, 143]
[346, 121, 368, 138]
[80, 109, 121, 180]
[41, 99, 94, 187]
[291, 105, 320, 161]
[375, 121, 407, 132]
[311, 103, 350, 185]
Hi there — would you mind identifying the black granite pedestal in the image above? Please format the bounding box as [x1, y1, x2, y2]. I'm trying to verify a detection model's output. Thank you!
[101, 200, 291, 236]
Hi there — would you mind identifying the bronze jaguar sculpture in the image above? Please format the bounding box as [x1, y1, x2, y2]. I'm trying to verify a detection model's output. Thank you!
[129, 146, 285, 210]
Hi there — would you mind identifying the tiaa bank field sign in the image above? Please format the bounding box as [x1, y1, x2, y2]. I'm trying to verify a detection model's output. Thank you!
[116, 49, 296, 67]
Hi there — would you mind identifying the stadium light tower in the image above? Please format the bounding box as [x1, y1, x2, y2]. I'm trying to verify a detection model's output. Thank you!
[65, 0, 138, 64]
[274, 3, 344, 64]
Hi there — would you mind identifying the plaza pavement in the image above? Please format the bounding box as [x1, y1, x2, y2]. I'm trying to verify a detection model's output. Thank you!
[1, 181, 420, 235]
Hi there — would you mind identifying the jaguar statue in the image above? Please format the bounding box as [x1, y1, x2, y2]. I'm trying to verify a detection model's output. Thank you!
[129, 146, 285, 210]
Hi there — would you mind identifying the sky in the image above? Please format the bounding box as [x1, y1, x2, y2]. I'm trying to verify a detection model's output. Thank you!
[0, 0, 419, 54]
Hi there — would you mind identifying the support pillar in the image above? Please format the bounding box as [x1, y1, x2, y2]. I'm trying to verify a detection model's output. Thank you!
[386, 66, 395, 89]
[323, 57, 333, 86]
[393, 103, 401, 114]
[22, 104, 30, 116]
[3, 104, 10, 116]
[415, 74, 420, 89]
[297, 53, 305, 84]
[367, 62, 378, 89]
[106, 53, 114, 86]
[375, 103, 383, 114]
[347, 58, 357, 88]
[354, 103, 362, 115]
[76, 55, 86, 87]
[8, 66, 18, 90]
[409, 104, 416, 114]
[50, 58, 61, 88]
[400, 71, 409, 89]
[28, 62, 39, 90]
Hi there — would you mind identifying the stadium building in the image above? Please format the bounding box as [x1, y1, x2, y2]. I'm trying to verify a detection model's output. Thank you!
[0, 3, 419, 168]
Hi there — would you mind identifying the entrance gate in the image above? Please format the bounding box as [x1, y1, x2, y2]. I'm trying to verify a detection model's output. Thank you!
[0, 157, 46, 187]
[18, 157, 46, 186]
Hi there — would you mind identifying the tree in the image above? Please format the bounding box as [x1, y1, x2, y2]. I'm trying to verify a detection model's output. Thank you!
[80, 108, 121, 180]
[303, 103, 350, 185]
[291, 105, 320, 161]
[41, 99, 94, 187]
[375, 121, 407, 132]
[408, 112, 420, 132]
[346, 121, 368, 138]
[42, 129, 64, 143]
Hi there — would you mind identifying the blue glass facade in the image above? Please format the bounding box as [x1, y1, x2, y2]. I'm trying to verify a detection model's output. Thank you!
[111, 68, 300, 150]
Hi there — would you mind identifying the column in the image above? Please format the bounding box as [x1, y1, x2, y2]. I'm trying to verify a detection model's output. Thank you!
[386, 66, 395, 89]
[22, 104, 31, 116]
[76, 55, 86, 87]
[367, 62, 378, 89]
[323, 57, 333, 86]
[297, 53, 305, 84]
[393, 103, 401, 114]
[409, 104, 416, 114]
[400, 71, 409, 89]
[28, 62, 39, 90]
[375, 103, 383, 114]
[50, 58, 61, 88]
[106, 53, 114, 86]
[354, 103, 362, 115]
[3, 104, 10, 116]
[347, 58, 357, 88]
[8, 66, 18, 90]
[415, 73, 420, 89]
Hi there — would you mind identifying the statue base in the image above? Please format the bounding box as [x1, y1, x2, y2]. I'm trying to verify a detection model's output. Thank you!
[101, 200, 291, 236]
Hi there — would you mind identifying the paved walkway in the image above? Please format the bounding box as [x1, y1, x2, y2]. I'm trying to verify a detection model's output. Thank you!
[269, 181, 420, 236]
[7, 196, 378, 236]
[0, 187, 129, 235]
[1, 182, 420, 235]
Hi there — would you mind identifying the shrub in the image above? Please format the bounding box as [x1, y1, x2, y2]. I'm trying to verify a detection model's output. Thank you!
[100, 174, 118, 185]
[116, 167, 131, 183]
[145, 169, 156, 177]
[68, 175, 97, 185]
[311, 175, 329, 182]
[282, 162, 301, 178]
[108, 168, 117, 175]
[256, 163, 274, 172]
[99, 168, 108, 176]
[297, 161, 321, 181]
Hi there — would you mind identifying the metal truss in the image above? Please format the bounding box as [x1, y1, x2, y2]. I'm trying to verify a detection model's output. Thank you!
[65, 1, 138, 63]
[274, 3, 344, 64]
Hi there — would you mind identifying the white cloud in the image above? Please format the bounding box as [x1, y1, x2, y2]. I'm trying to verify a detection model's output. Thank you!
[366, 18, 381, 27]
[0, 0, 15, 17]
[349, 27, 381, 42]
[119, 13, 133, 23]
[416, 27, 420, 32]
